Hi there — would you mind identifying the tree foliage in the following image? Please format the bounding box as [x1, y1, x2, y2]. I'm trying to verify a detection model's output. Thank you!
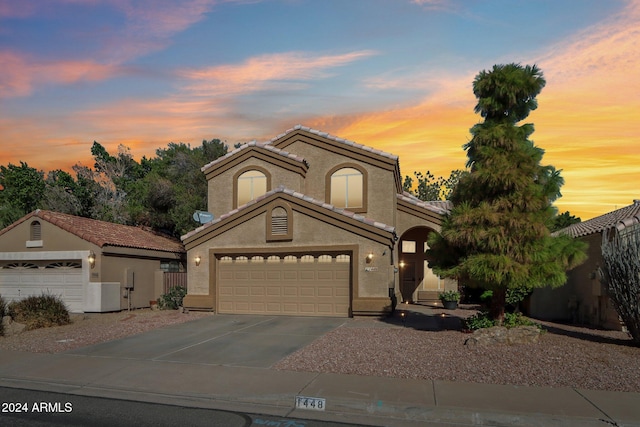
[550, 210, 581, 232]
[0, 162, 46, 226]
[426, 63, 587, 323]
[403, 169, 466, 201]
[599, 226, 640, 343]
[0, 139, 228, 237]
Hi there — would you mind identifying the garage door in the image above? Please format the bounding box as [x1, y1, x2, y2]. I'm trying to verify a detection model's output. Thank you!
[0, 261, 83, 313]
[217, 253, 350, 317]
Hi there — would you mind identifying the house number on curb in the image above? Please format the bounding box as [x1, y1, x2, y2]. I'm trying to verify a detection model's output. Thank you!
[295, 396, 326, 411]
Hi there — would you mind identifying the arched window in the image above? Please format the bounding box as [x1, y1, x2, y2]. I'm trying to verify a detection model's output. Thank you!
[326, 164, 367, 212]
[234, 167, 270, 208]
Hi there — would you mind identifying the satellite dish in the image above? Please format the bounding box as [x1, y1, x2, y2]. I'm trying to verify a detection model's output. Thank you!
[193, 211, 214, 224]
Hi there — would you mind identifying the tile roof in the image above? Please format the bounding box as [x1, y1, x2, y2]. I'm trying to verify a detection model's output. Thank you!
[201, 140, 308, 173]
[556, 200, 640, 238]
[182, 186, 396, 241]
[271, 124, 399, 161]
[397, 192, 452, 215]
[1, 210, 184, 254]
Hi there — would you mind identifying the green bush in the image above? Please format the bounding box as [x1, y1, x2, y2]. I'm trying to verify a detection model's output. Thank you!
[463, 311, 542, 331]
[7, 293, 70, 331]
[439, 290, 461, 302]
[462, 312, 495, 330]
[158, 286, 187, 310]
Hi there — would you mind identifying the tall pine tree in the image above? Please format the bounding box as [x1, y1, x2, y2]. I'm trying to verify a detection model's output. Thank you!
[426, 63, 587, 323]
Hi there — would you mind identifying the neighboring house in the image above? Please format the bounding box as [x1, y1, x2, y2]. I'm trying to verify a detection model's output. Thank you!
[529, 200, 640, 330]
[0, 210, 185, 313]
[181, 125, 456, 317]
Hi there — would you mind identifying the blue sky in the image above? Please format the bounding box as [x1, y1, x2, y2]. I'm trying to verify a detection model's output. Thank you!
[1, 0, 639, 219]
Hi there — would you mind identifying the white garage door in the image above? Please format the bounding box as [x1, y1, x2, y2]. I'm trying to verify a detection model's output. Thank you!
[217, 253, 351, 317]
[0, 261, 84, 313]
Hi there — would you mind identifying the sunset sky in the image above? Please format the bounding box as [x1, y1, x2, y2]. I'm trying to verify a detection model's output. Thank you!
[1, 0, 638, 220]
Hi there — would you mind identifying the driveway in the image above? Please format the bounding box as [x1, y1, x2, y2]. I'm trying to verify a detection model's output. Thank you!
[68, 314, 348, 368]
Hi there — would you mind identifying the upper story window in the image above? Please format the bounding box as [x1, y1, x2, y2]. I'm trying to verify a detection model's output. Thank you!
[234, 167, 270, 208]
[326, 164, 367, 213]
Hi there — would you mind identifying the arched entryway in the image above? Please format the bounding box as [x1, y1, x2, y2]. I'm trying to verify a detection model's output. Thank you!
[398, 226, 442, 303]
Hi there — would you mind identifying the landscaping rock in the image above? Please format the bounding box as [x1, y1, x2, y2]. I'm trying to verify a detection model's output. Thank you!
[2, 316, 26, 337]
[465, 325, 540, 346]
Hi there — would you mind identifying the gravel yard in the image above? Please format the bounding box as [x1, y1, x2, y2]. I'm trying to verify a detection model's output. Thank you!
[1, 305, 638, 393]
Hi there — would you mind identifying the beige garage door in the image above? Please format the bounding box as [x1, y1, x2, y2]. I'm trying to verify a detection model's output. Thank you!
[217, 253, 350, 317]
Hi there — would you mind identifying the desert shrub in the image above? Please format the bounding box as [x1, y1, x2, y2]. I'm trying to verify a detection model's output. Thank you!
[158, 285, 187, 310]
[7, 293, 70, 331]
[463, 311, 542, 331]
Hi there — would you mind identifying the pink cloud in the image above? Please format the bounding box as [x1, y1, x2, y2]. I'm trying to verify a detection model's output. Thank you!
[0, 51, 124, 97]
[180, 50, 379, 96]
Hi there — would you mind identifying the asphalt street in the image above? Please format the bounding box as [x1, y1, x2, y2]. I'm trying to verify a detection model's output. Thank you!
[0, 387, 367, 427]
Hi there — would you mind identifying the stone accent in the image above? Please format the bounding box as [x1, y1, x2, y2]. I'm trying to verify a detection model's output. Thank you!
[2, 316, 26, 337]
[464, 326, 541, 346]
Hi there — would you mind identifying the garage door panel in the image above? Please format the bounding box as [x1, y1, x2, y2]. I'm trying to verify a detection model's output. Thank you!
[316, 271, 334, 280]
[217, 253, 350, 317]
[0, 265, 83, 313]
[266, 287, 281, 296]
[317, 288, 333, 297]
[267, 271, 281, 280]
[283, 287, 298, 297]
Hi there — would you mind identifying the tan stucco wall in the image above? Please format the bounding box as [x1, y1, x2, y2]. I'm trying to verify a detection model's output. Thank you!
[282, 140, 397, 227]
[99, 255, 163, 310]
[186, 208, 394, 313]
[529, 233, 621, 330]
[207, 157, 304, 219]
[395, 209, 441, 237]
[0, 220, 97, 254]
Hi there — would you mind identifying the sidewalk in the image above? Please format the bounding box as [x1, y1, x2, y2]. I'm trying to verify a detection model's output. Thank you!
[1, 345, 639, 427]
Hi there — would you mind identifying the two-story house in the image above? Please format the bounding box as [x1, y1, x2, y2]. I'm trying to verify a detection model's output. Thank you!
[181, 125, 456, 316]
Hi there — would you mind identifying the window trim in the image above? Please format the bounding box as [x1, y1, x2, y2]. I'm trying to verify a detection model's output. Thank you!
[233, 166, 271, 209]
[325, 163, 368, 213]
[266, 201, 293, 242]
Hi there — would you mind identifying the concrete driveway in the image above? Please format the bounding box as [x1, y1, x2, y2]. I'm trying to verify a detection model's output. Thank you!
[68, 314, 347, 368]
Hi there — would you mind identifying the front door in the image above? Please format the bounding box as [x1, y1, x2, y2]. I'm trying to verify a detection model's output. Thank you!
[398, 227, 438, 303]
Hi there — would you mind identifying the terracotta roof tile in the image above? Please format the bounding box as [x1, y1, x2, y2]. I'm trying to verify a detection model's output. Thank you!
[3, 210, 185, 253]
[556, 200, 640, 238]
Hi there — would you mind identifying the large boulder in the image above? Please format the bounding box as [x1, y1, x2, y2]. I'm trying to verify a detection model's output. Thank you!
[465, 325, 541, 346]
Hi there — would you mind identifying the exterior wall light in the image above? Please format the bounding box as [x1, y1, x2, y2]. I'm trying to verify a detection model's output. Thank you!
[399, 260, 405, 268]
[366, 252, 374, 263]
[88, 251, 96, 269]
[195, 255, 201, 266]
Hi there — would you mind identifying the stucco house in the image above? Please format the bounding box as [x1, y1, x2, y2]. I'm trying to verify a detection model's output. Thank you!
[0, 210, 185, 313]
[181, 125, 456, 317]
[529, 200, 640, 330]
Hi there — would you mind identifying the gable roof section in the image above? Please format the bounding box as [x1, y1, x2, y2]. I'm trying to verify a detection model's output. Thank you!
[181, 185, 396, 249]
[0, 210, 184, 254]
[556, 200, 640, 238]
[201, 140, 308, 180]
[395, 192, 450, 229]
[269, 125, 404, 192]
